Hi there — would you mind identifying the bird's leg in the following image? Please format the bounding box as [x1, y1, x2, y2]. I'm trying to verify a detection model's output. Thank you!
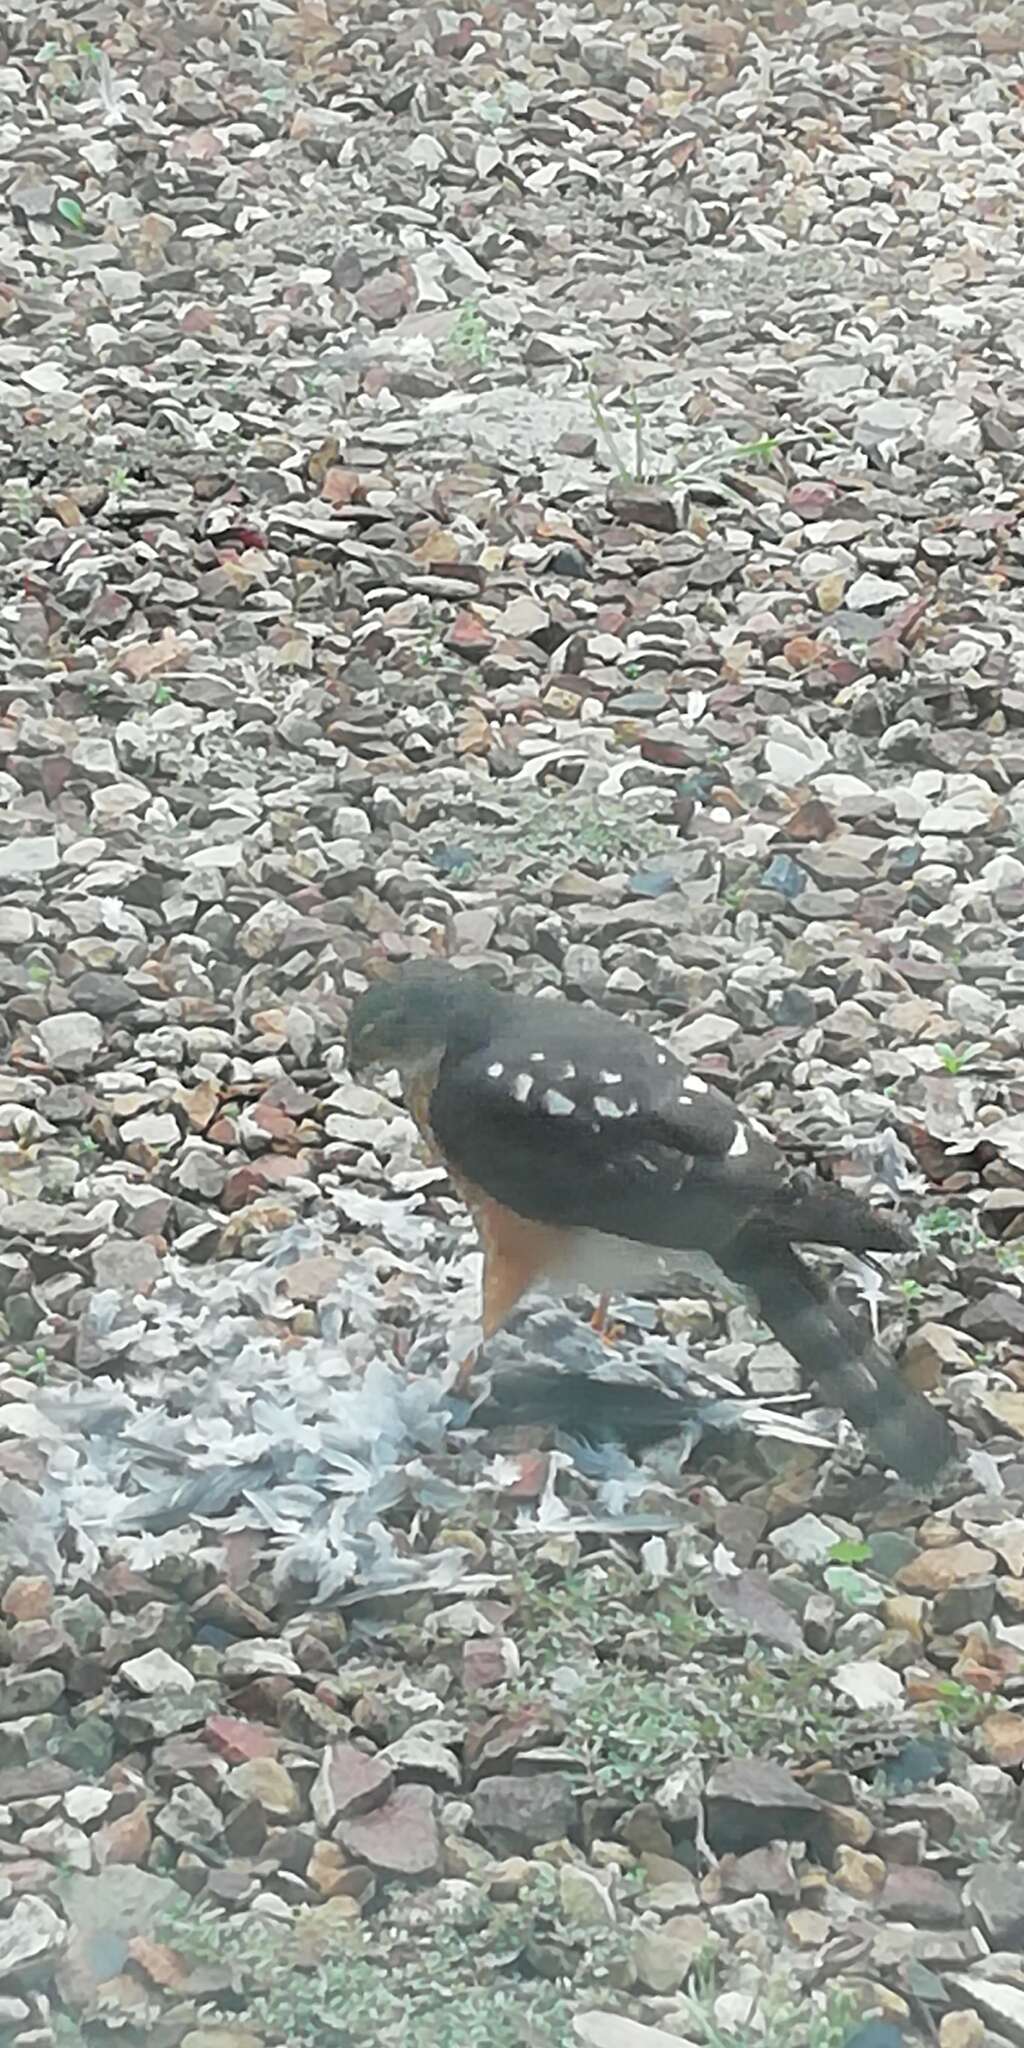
[452, 1347, 479, 1398]
[453, 1225, 546, 1401]
[589, 1294, 623, 1344]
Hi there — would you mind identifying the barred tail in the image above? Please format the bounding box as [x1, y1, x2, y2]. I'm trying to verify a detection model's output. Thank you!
[721, 1229, 955, 1484]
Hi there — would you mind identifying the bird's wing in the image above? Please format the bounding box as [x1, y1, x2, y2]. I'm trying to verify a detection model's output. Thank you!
[427, 1020, 951, 1483]
[427, 1026, 902, 1257]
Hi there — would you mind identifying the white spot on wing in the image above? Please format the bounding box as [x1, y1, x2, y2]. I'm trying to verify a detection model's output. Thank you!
[656, 1052, 667, 1066]
[542, 1088, 575, 1117]
[599, 1070, 622, 1084]
[529, 1051, 545, 1064]
[728, 1125, 749, 1158]
[487, 1062, 504, 1079]
[685, 1075, 708, 1095]
[594, 1095, 624, 1119]
[512, 1073, 533, 1103]
[561, 1062, 575, 1079]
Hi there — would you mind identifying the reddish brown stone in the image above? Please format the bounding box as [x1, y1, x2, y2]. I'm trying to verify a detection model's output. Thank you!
[95, 1804, 152, 1867]
[336, 1784, 441, 1880]
[312, 1741, 393, 1829]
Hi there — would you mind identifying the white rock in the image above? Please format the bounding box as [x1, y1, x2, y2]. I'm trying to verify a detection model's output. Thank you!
[65, 1785, 113, 1824]
[946, 985, 1004, 1033]
[667, 1013, 739, 1057]
[653, 1760, 703, 1822]
[854, 396, 924, 443]
[91, 780, 150, 819]
[764, 718, 830, 786]
[326, 806, 371, 837]
[770, 1513, 838, 1566]
[814, 772, 872, 799]
[575, 2017, 701, 2048]
[71, 736, 119, 777]
[21, 1817, 91, 1870]
[949, 1977, 1024, 2046]
[62, 836, 107, 868]
[832, 1659, 903, 1711]
[184, 842, 245, 869]
[0, 834, 58, 879]
[981, 853, 1024, 890]
[21, 361, 68, 393]
[846, 571, 908, 609]
[921, 804, 992, 836]
[802, 362, 868, 401]
[120, 1113, 180, 1148]
[238, 899, 304, 960]
[323, 838, 368, 870]
[0, 1402, 61, 1442]
[35, 1012, 104, 1069]
[0, 1896, 66, 1982]
[121, 1649, 195, 1695]
[222, 1638, 302, 1678]
[925, 399, 982, 460]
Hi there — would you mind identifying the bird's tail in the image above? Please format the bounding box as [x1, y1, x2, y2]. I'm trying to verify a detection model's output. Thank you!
[719, 1228, 955, 1484]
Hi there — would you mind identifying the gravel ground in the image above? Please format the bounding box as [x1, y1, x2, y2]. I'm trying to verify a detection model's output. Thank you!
[3, 2, 1024, 2044]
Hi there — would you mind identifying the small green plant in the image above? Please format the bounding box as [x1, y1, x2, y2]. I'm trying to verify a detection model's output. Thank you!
[508, 1563, 849, 1792]
[444, 300, 493, 369]
[934, 1039, 990, 1075]
[56, 194, 87, 231]
[153, 682, 175, 706]
[106, 464, 130, 498]
[2, 479, 33, 516]
[589, 378, 650, 483]
[681, 1960, 861, 2048]
[12, 1348, 47, 1383]
[918, 1206, 987, 1256]
[929, 1679, 991, 1733]
[829, 1538, 871, 1566]
[413, 617, 447, 669]
[156, 1877, 627, 2048]
[995, 1239, 1024, 1269]
[433, 791, 677, 884]
[587, 375, 779, 491]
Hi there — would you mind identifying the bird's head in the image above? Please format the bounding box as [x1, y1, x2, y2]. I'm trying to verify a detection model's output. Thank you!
[345, 961, 499, 1077]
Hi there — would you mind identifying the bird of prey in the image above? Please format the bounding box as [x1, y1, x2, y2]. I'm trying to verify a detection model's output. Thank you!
[345, 962, 955, 1484]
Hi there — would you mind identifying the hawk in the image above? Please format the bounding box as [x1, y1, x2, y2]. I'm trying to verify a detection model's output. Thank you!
[346, 961, 955, 1484]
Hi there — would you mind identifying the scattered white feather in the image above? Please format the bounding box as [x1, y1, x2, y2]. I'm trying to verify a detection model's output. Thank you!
[542, 1088, 575, 1116]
